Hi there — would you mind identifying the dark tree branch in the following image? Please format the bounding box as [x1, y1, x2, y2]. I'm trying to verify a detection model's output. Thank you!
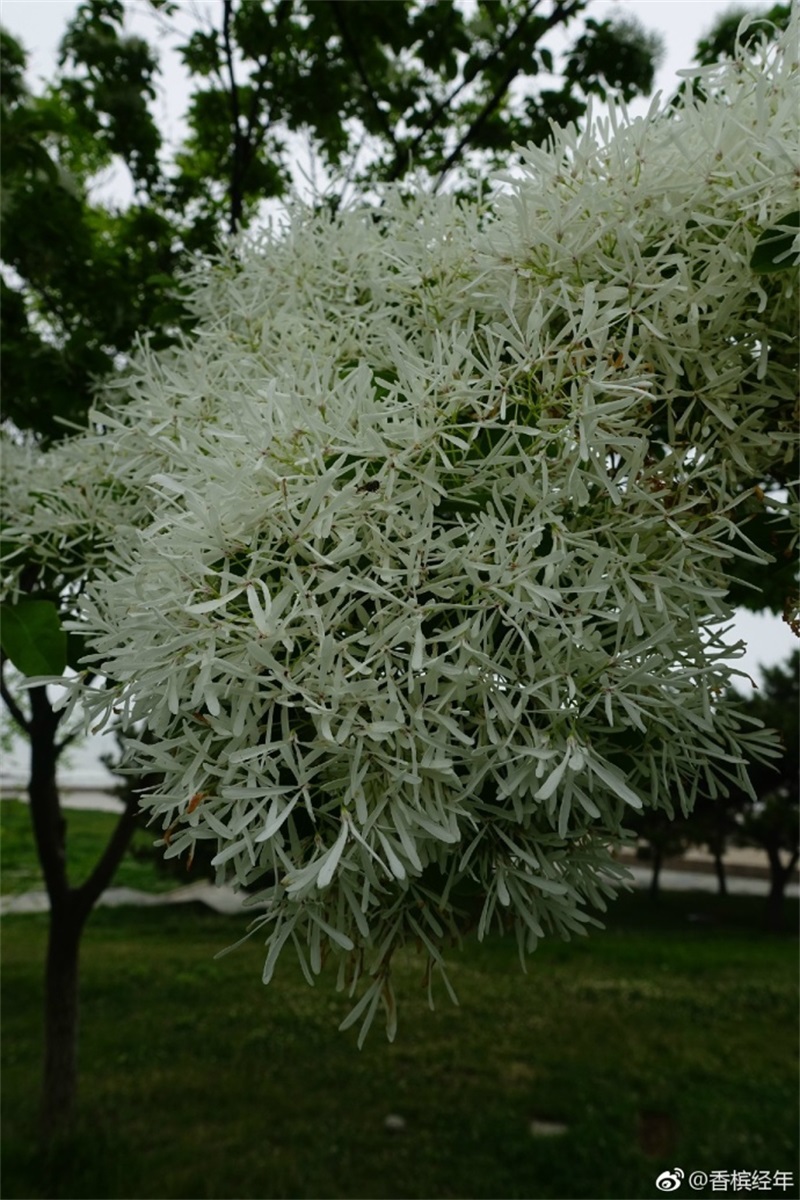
[235, 69, 276, 203]
[385, 5, 538, 182]
[0, 653, 30, 734]
[435, 53, 522, 188]
[74, 792, 140, 914]
[27, 684, 69, 906]
[386, 0, 555, 183]
[435, 0, 580, 189]
[55, 727, 84, 756]
[244, 68, 268, 150]
[235, 6, 293, 209]
[329, 1, 401, 156]
[222, 0, 245, 233]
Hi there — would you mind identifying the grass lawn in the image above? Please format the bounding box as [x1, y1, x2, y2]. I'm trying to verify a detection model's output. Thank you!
[2, 887, 798, 1200]
[1, 799, 176, 895]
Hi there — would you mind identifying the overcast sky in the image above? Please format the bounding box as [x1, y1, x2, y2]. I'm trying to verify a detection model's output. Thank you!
[0, 0, 795, 784]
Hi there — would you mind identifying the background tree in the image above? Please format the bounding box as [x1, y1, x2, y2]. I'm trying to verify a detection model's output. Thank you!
[0, 0, 663, 1140]
[682, 792, 742, 896]
[0, 435, 149, 1138]
[728, 653, 799, 932]
[630, 652, 799, 918]
[692, 1, 790, 65]
[628, 809, 690, 902]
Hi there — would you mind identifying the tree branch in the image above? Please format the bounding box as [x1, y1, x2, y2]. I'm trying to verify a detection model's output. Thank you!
[74, 792, 140, 915]
[234, 3, 292, 209]
[55, 726, 84, 757]
[434, 53, 521, 188]
[222, 0, 245, 233]
[434, 0, 580, 189]
[386, 0, 550, 183]
[0, 653, 30, 734]
[233, 66, 275, 202]
[27, 684, 69, 906]
[329, 1, 401, 157]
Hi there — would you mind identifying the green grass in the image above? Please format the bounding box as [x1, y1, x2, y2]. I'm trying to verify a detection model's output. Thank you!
[1, 799, 175, 895]
[2, 892, 798, 1200]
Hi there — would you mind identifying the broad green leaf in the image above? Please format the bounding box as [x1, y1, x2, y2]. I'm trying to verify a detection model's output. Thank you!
[437, 490, 493, 516]
[66, 630, 90, 672]
[0, 600, 67, 677]
[749, 210, 800, 273]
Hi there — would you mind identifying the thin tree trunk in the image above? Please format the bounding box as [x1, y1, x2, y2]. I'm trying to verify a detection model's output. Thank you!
[765, 851, 785, 932]
[41, 900, 87, 1138]
[649, 846, 662, 900]
[712, 845, 727, 896]
[27, 684, 76, 1137]
[764, 846, 797, 933]
[26, 684, 140, 1141]
[28, 687, 66, 900]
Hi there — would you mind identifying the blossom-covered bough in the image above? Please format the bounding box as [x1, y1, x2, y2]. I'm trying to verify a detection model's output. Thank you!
[3, 18, 797, 1043]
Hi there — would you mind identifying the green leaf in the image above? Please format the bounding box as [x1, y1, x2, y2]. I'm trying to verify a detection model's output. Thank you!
[0, 600, 67, 676]
[749, 210, 799, 274]
[66, 630, 90, 672]
[437, 490, 493, 516]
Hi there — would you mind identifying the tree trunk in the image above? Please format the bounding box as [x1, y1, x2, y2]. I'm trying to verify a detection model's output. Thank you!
[26, 683, 140, 1141]
[27, 684, 77, 1137]
[765, 853, 786, 932]
[764, 846, 797, 933]
[649, 846, 663, 900]
[40, 899, 87, 1139]
[712, 845, 727, 896]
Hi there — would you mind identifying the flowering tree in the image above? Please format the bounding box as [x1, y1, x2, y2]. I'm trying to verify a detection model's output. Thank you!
[3, 14, 797, 1059]
[0, 0, 663, 1138]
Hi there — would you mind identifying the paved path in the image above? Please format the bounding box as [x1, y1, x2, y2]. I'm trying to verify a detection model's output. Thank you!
[625, 864, 797, 898]
[1, 865, 795, 916]
[0, 881, 264, 916]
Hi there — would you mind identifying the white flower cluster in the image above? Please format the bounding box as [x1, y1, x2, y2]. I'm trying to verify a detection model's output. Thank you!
[1, 433, 147, 601]
[5, 18, 797, 1040]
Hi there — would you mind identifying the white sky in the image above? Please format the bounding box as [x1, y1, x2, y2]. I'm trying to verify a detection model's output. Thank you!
[0, 0, 796, 784]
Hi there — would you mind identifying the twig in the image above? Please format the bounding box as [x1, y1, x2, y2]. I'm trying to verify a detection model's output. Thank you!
[222, 0, 245, 233]
[435, 0, 579, 190]
[386, 0, 544, 183]
[0, 654, 30, 734]
[75, 792, 140, 914]
[329, 2, 401, 157]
